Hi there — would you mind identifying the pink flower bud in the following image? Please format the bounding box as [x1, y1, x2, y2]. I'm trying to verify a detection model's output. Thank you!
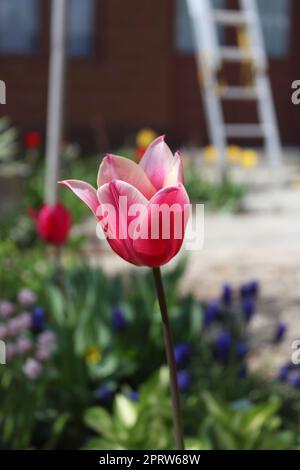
[35, 347, 51, 362]
[8, 313, 31, 336]
[17, 288, 37, 307]
[38, 331, 56, 348]
[16, 337, 33, 355]
[6, 343, 16, 362]
[7, 318, 21, 336]
[18, 312, 32, 330]
[0, 300, 15, 318]
[22, 358, 42, 379]
[0, 324, 7, 340]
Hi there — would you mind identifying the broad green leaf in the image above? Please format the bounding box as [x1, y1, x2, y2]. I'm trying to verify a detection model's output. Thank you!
[244, 398, 280, 433]
[84, 406, 114, 438]
[115, 395, 137, 428]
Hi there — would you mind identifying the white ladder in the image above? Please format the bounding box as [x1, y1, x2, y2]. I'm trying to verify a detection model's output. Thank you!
[186, 0, 283, 180]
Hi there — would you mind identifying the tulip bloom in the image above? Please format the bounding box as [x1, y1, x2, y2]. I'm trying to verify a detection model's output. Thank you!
[60, 136, 190, 267]
[29, 202, 71, 245]
[24, 131, 42, 149]
[60, 136, 189, 448]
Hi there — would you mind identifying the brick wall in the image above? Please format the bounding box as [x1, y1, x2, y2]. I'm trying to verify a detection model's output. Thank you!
[0, 0, 174, 150]
[0, 0, 299, 149]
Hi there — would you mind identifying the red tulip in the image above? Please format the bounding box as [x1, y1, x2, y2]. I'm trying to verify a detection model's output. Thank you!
[135, 146, 146, 162]
[59, 136, 190, 266]
[29, 203, 71, 245]
[24, 131, 42, 149]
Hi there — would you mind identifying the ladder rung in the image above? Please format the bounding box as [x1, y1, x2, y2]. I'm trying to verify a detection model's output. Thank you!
[213, 9, 248, 26]
[220, 47, 252, 62]
[225, 124, 264, 138]
[219, 86, 258, 100]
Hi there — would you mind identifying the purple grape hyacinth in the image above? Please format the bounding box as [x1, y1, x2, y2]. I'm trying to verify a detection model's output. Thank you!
[214, 330, 232, 363]
[174, 343, 191, 367]
[112, 306, 127, 332]
[273, 321, 287, 343]
[177, 370, 192, 392]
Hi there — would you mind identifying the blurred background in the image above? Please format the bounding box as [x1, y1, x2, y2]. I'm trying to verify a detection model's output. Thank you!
[1, 0, 300, 451]
[0, 0, 298, 148]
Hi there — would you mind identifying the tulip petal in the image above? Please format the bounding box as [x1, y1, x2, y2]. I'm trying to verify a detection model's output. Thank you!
[59, 180, 99, 215]
[97, 180, 148, 265]
[133, 183, 190, 267]
[164, 150, 184, 186]
[97, 154, 156, 200]
[139, 135, 174, 190]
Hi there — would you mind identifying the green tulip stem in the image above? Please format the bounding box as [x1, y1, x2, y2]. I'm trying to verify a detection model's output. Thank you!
[152, 267, 185, 450]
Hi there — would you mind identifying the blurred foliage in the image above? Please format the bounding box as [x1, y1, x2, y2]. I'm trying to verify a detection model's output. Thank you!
[0, 117, 19, 163]
[83, 368, 175, 450]
[84, 369, 294, 450]
[23, 155, 100, 225]
[198, 393, 294, 450]
[0, 239, 50, 298]
[0, 135, 295, 450]
[44, 260, 188, 387]
[185, 166, 246, 212]
[0, 256, 299, 449]
[0, 287, 57, 449]
[0, 374, 49, 449]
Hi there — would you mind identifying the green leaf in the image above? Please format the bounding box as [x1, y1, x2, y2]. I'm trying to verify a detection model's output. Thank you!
[202, 392, 231, 427]
[84, 407, 114, 438]
[83, 437, 126, 450]
[44, 412, 70, 449]
[214, 426, 237, 449]
[243, 397, 281, 434]
[114, 395, 138, 428]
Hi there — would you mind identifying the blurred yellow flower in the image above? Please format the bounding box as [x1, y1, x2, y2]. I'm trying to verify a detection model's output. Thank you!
[293, 176, 300, 188]
[202, 145, 258, 168]
[85, 346, 102, 365]
[203, 145, 218, 163]
[227, 145, 241, 163]
[240, 149, 258, 168]
[182, 154, 190, 168]
[136, 128, 157, 148]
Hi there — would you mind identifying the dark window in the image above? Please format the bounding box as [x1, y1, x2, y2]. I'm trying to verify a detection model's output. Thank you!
[257, 0, 291, 58]
[67, 0, 95, 57]
[175, 0, 225, 53]
[175, 0, 291, 58]
[0, 0, 39, 54]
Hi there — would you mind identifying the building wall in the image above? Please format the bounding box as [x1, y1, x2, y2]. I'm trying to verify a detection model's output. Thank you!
[0, 0, 174, 149]
[0, 0, 299, 149]
[172, 0, 300, 146]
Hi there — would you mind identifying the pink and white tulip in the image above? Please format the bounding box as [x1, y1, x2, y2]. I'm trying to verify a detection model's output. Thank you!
[59, 136, 190, 267]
